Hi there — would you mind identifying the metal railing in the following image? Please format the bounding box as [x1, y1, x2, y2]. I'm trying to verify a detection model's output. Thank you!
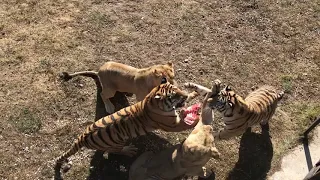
[302, 117, 320, 180]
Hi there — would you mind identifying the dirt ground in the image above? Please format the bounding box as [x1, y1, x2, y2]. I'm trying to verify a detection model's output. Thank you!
[0, 0, 319, 180]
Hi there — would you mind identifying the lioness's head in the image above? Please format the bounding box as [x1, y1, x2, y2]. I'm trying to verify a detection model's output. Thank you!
[151, 61, 176, 87]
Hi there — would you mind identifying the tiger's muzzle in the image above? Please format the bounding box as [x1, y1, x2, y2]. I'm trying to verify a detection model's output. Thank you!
[173, 93, 188, 109]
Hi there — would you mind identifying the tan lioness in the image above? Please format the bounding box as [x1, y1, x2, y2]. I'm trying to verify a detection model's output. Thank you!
[60, 61, 176, 113]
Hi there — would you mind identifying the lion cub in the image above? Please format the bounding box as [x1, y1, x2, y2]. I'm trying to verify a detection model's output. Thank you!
[60, 61, 176, 113]
[129, 80, 221, 180]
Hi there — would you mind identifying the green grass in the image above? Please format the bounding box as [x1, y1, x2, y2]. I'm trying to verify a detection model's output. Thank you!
[295, 103, 320, 132]
[281, 75, 294, 94]
[9, 108, 41, 134]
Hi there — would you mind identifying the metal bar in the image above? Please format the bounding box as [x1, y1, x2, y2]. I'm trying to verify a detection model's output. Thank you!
[302, 116, 320, 172]
[304, 117, 320, 137]
[303, 137, 314, 171]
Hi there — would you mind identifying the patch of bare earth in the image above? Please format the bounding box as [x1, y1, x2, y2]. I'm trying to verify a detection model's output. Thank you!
[0, 0, 319, 180]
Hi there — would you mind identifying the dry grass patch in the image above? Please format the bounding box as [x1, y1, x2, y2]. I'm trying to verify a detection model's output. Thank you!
[9, 108, 42, 134]
[280, 75, 294, 94]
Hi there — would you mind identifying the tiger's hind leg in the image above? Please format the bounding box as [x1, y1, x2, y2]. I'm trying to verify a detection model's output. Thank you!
[260, 107, 277, 125]
[261, 91, 284, 125]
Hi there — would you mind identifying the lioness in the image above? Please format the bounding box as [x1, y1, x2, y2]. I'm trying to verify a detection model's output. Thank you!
[60, 61, 176, 113]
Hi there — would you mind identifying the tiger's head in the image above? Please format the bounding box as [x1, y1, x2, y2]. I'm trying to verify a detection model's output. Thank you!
[148, 82, 188, 112]
[209, 85, 247, 117]
[145, 82, 201, 131]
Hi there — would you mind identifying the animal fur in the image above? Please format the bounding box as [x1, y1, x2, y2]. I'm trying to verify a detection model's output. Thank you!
[60, 61, 176, 113]
[129, 80, 221, 180]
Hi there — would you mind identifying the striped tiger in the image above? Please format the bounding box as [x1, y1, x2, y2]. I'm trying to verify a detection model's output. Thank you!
[129, 80, 221, 180]
[55, 82, 201, 173]
[184, 82, 284, 140]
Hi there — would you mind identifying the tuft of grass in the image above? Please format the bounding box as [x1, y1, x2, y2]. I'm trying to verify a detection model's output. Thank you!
[301, 105, 320, 121]
[281, 75, 294, 93]
[296, 103, 320, 129]
[40, 58, 51, 68]
[36, 58, 55, 74]
[88, 11, 116, 28]
[284, 103, 320, 136]
[9, 108, 41, 134]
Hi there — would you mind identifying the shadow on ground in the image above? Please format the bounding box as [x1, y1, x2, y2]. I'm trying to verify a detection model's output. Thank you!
[87, 133, 171, 180]
[227, 124, 273, 180]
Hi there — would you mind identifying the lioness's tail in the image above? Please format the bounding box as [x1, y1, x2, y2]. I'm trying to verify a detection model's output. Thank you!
[59, 71, 102, 91]
[59, 71, 98, 81]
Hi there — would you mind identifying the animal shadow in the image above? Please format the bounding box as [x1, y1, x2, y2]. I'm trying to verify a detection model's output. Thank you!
[227, 124, 273, 180]
[87, 91, 172, 180]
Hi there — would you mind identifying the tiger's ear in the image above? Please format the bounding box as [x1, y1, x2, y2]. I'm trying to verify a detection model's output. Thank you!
[167, 61, 173, 67]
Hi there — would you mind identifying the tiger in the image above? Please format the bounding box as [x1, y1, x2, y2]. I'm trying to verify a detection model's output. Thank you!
[59, 61, 176, 114]
[55, 82, 201, 174]
[129, 80, 221, 180]
[184, 82, 284, 140]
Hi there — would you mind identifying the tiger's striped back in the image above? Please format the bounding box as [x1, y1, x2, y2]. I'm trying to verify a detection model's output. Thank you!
[244, 86, 284, 126]
[55, 82, 191, 173]
[213, 85, 284, 140]
[79, 103, 150, 151]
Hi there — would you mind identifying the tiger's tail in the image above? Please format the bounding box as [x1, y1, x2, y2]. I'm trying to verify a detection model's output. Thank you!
[277, 91, 285, 100]
[55, 135, 85, 168]
[59, 71, 102, 91]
